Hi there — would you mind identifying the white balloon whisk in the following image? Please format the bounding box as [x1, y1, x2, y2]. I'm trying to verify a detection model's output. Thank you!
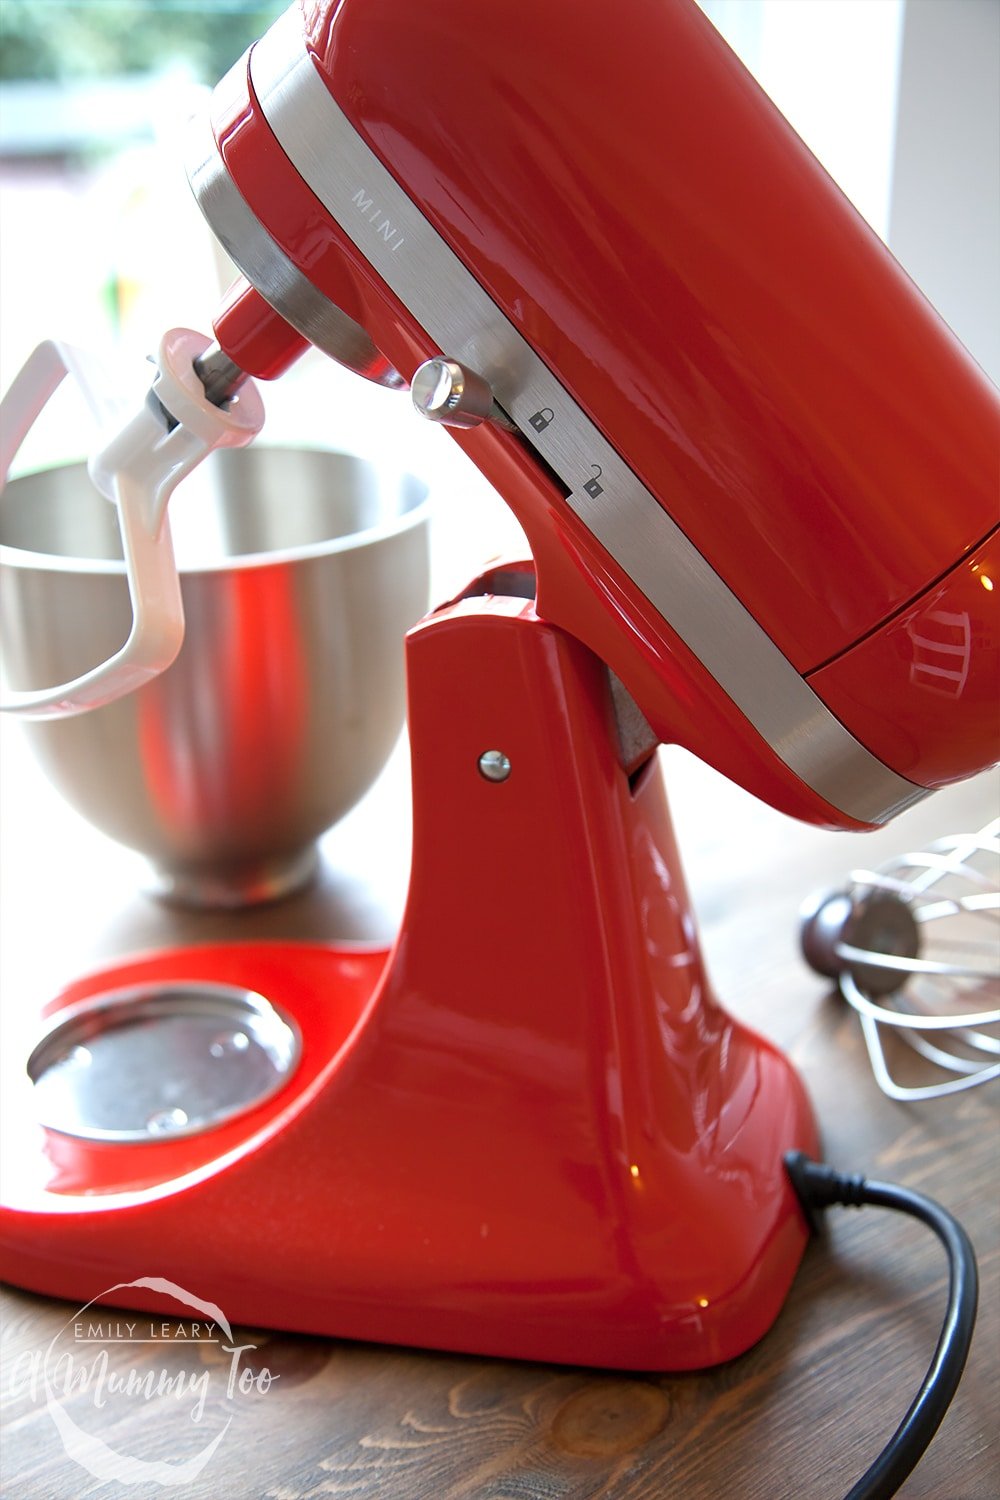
[801, 820, 999, 1102]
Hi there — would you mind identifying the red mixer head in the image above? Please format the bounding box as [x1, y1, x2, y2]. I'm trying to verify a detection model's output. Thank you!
[186, 0, 999, 830]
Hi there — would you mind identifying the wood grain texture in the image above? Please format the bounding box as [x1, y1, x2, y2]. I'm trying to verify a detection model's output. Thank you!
[1, 728, 997, 1500]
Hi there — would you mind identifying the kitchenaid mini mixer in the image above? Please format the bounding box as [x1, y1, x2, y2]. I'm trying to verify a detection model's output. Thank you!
[0, 0, 997, 1407]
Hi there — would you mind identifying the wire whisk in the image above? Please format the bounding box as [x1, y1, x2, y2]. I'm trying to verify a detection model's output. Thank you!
[800, 819, 999, 1102]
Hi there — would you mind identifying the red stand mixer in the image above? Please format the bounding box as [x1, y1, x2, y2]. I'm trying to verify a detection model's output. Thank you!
[0, 0, 997, 1386]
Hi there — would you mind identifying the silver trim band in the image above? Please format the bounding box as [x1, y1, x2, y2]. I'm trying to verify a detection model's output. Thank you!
[184, 70, 404, 389]
[199, 7, 922, 825]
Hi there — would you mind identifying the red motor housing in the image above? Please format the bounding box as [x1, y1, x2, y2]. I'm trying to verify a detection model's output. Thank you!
[186, 0, 999, 828]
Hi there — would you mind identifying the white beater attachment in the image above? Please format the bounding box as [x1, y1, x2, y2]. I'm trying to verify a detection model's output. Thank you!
[0, 331, 264, 719]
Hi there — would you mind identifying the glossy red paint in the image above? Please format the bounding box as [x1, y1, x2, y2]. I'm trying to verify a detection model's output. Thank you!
[211, 279, 307, 381]
[300, 0, 998, 672]
[0, 589, 817, 1368]
[210, 53, 432, 383]
[457, 428, 876, 828]
[209, 35, 862, 828]
[810, 530, 1000, 788]
[206, 0, 997, 818]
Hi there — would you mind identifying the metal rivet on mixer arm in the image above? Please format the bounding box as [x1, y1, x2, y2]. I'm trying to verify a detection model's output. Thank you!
[478, 749, 512, 782]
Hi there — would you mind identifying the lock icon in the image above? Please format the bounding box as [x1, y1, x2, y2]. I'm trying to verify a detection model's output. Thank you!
[529, 408, 554, 433]
[583, 464, 604, 500]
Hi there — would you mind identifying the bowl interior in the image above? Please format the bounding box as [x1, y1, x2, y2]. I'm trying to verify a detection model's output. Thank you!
[0, 448, 428, 569]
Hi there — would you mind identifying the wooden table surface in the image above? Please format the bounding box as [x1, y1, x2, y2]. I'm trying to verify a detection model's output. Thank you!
[1, 711, 997, 1500]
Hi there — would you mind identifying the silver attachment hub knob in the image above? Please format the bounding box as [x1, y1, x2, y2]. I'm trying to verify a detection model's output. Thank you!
[411, 358, 494, 428]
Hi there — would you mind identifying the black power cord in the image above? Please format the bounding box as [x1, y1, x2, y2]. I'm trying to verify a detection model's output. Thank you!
[784, 1152, 979, 1500]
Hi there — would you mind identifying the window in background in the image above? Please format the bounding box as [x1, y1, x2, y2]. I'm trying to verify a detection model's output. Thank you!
[698, 0, 905, 239]
[699, 0, 999, 385]
[889, 0, 999, 385]
[0, 1, 284, 470]
[1, 4, 993, 493]
[1, 0, 908, 374]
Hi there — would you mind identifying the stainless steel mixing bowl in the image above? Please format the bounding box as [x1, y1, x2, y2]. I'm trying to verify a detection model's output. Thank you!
[0, 447, 430, 906]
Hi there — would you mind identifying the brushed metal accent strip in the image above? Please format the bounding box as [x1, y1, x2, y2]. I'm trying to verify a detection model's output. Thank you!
[247, 8, 922, 824]
[184, 91, 404, 388]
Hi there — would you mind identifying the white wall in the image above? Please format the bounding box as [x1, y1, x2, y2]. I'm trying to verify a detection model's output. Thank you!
[889, 0, 1000, 385]
[698, 0, 999, 386]
[698, 0, 904, 237]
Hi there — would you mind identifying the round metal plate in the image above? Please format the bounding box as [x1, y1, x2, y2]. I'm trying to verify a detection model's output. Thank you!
[27, 982, 301, 1142]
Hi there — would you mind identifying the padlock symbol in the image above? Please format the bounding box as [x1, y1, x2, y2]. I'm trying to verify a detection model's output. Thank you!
[583, 464, 604, 500]
[529, 408, 554, 433]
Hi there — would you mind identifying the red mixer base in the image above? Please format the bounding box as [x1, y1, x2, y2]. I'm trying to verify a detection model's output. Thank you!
[0, 579, 818, 1369]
